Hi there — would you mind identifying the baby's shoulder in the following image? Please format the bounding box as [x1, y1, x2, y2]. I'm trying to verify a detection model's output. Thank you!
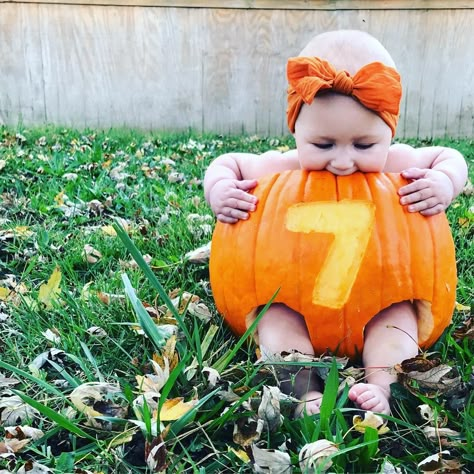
[385, 143, 418, 172]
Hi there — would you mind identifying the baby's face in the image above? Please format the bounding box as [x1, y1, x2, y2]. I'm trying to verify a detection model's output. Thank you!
[294, 93, 392, 175]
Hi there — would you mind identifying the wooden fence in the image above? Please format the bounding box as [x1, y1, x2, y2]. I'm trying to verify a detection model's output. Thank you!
[1, 1, 473, 138]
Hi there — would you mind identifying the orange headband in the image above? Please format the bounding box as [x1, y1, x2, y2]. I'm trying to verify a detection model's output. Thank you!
[287, 57, 402, 137]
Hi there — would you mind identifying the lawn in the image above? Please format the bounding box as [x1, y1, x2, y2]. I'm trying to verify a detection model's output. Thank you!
[0, 126, 472, 473]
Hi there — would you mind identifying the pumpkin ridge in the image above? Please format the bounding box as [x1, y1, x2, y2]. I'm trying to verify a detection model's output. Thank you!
[253, 172, 282, 307]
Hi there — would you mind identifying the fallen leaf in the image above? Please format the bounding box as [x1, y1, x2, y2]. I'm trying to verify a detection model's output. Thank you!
[202, 367, 220, 388]
[159, 397, 197, 421]
[233, 417, 264, 447]
[422, 426, 461, 442]
[17, 461, 53, 473]
[417, 450, 462, 473]
[257, 386, 282, 432]
[86, 326, 108, 338]
[41, 328, 61, 344]
[0, 394, 39, 426]
[5, 425, 44, 441]
[29, 348, 66, 371]
[83, 244, 102, 264]
[405, 365, 461, 393]
[146, 435, 168, 473]
[136, 358, 170, 393]
[38, 266, 62, 309]
[70, 382, 128, 428]
[228, 447, 250, 463]
[252, 445, 292, 473]
[455, 302, 471, 312]
[353, 411, 390, 434]
[299, 439, 339, 473]
[101, 225, 117, 237]
[0, 438, 31, 454]
[184, 242, 211, 264]
[133, 392, 160, 421]
[399, 354, 441, 373]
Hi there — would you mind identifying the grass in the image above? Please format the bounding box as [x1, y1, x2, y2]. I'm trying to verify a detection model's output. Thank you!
[0, 125, 472, 473]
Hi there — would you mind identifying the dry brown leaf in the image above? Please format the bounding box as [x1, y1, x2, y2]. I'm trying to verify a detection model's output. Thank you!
[399, 354, 441, 373]
[299, 439, 339, 473]
[145, 435, 168, 473]
[29, 348, 66, 371]
[0, 438, 31, 454]
[252, 445, 292, 473]
[83, 244, 102, 264]
[133, 392, 160, 421]
[136, 358, 170, 394]
[405, 365, 461, 393]
[417, 451, 462, 473]
[70, 382, 128, 428]
[86, 326, 108, 338]
[184, 242, 211, 264]
[17, 461, 53, 473]
[41, 328, 61, 344]
[257, 386, 282, 432]
[233, 417, 264, 448]
[0, 394, 39, 426]
[5, 425, 44, 441]
[422, 427, 461, 443]
[153, 336, 179, 371]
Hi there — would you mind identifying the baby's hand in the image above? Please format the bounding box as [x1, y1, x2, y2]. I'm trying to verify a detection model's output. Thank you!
[398, 168, 454, 215]
[209, 178, 258, 223]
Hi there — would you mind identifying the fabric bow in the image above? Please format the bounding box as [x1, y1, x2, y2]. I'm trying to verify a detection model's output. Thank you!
[287, 56, 402, 136]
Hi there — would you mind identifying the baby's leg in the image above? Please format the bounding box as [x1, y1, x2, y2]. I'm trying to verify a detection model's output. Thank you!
[349, 301, 419, 414]
[257, 303, 323, 416]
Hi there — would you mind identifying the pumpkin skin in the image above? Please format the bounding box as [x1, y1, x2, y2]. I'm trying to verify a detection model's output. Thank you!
[209, 170, 457, 358]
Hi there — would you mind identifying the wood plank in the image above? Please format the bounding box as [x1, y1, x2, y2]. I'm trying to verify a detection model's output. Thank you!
[1, 4, 473, 137]
[4, 0, 474, 10]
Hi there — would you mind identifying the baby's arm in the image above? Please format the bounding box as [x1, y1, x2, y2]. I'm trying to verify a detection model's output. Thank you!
[385, 144, 468, 216]
[204, 150, 299, 223]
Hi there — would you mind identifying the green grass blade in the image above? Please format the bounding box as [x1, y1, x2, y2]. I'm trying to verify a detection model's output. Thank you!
[0, 360, 66, 398]
[319, 358, 339, 434]
[212, 289, 279, 373]
[12, 390, 96, 441]
[122, 273, 175, 350]
[113, 221, 193, 344]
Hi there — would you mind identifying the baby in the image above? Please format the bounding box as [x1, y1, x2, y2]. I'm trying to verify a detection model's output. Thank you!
[204, 30, 467, 415]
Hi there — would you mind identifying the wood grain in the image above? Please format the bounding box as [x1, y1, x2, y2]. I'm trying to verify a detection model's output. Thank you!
[1, 3, 473, 137]
[4, 0, 474, 10]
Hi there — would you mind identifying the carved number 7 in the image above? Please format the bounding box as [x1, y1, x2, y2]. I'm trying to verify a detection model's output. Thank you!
[285, 200, 376, 309]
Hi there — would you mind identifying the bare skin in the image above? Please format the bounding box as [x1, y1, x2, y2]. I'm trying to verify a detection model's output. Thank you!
[204, 30, 468, 416]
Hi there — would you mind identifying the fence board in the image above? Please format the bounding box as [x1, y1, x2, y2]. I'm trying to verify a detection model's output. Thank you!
[1, 3, 473, 137]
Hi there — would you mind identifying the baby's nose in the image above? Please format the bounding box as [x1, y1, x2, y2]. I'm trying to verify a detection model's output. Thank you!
[331, 154, 354, 170]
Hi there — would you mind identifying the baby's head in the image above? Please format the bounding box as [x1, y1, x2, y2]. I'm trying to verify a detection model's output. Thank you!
[287, 30, 402, 174]
[287, 30, 402, 138]
[298, 30, 396, 75]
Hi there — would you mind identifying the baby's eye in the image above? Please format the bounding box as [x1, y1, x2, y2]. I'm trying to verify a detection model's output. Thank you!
[354, 143, 374, 150]
[313, 143, 333, 149]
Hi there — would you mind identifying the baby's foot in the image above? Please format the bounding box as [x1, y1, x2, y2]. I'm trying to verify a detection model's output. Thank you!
[348, 383, 391, 415]
[294, 390, 323, 417]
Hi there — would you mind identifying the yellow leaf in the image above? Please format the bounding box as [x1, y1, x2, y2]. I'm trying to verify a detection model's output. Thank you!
[13, 226, 34, 238]
[353, 411, 390, 434]
[54, 191, 65, 206]
[101, 225, 117, 237]
[228, 447, 250, 463]
[38, 267, 62, 309]
[0, 287, 11, 300]
[455, 301, 470, 312]
[159, 397, 197, 421]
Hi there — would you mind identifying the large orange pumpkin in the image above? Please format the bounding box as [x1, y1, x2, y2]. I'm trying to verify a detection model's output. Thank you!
[209, 170, 457, 358]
